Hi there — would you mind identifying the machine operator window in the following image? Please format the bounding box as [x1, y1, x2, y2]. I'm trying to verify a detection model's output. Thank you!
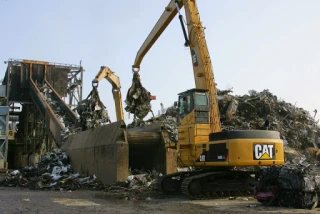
[194, 93, 208, 106]
[186, 96, 191, 111]
[179, 95, 191, 118]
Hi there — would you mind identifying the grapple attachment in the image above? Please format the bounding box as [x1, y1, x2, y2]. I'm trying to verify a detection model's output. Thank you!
[125, 71, 155, 120]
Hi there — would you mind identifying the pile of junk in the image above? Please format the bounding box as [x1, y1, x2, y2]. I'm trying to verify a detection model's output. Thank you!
[0, 149, 161, 200]
[0, 150, 103, 190]
[0, 79, 162, 200]
[127, 88, 320, 152]
[14, 75, 320, 206]
[217, 89, 320, 210]
[75, 86, 112, 131]
[126, 86, 320, 208]
[38, 83, 80, 139]
[254, 163, 320, 209]
[39, 82, 112, 139]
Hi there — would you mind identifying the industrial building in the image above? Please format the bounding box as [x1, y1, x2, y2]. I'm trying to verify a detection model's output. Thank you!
[0, 59, 84, 169]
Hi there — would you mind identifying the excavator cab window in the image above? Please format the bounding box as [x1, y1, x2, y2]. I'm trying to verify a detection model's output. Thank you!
[179, 95, 192, 118]
[194, 93, 208, 106]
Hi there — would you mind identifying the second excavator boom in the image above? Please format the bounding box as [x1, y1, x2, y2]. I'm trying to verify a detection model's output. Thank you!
[93, 66, 124, 121]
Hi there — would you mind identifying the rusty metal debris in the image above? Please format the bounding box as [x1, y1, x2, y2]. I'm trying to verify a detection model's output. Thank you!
[103, 169, 164, 200]
[38, 84, 79, 139]
[39, 83, 111, 139]
[128, 89, 320, 151]
[125, 72, 154, 121]
[76, 86, 111, 131]
[34, 84, 320, 207]
[127, 116, 178, 142]
[0, 150, 103, 190]
[127, 104, 179, 142]
[0, 148, 162, 199]
[218, 89, 320, 150]
[126, 169, 159, 189]
[254, 163, 320, 209]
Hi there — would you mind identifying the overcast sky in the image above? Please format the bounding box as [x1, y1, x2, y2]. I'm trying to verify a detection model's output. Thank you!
[0, 0, 319, 123]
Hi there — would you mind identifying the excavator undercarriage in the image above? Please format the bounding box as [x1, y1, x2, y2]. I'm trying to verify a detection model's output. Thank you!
[158, 170, 257, 199]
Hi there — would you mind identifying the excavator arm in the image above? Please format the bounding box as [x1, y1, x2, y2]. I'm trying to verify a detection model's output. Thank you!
[132, 0, 221, 132]
[133, 0, 183, 70]
[93, 66, 124, 121]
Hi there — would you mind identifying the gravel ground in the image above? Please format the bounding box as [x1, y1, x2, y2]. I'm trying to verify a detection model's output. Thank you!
[0, 187, 319, 214]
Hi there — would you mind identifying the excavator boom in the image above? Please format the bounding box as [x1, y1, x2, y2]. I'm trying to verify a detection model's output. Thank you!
[133, 0, 183, 70]
[93, 66, 124, 121]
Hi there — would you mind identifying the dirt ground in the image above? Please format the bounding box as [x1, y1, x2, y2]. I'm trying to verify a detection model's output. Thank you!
[0, 187, 319, 214]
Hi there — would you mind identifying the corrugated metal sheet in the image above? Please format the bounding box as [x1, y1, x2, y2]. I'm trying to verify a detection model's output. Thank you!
[45, 66, 68, 97]
[53, 68, 68, 97]
[9, 66, 31, 102]
[20, 64, 30, 89]
[45, 65, 55, 85]
[31, 64, 45, 84]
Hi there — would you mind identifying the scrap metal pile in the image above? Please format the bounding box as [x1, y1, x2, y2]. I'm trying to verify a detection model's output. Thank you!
[127, 105, 179, 143]
[217, 89, 320, 149]
[254, 163, 320, 209]
[39, 83, 111, 139]
[76, 86, 111, 131]
[217, 89, 320, 209]
[38, 84, 79, 139]
[128, 88, 320, 151]
[104, 169, 164, 200]
[125, 72, 154, 121]
[0, 150, 103, 190]
[0, 149, 162, 200]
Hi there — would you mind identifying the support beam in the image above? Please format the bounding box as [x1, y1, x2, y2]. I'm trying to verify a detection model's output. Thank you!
[126, 131, 161, 145]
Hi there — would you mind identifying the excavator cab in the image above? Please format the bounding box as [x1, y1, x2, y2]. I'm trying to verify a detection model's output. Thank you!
[177, 89, 209, 124]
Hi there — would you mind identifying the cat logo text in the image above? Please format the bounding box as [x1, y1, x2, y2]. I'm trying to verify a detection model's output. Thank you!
[253, 144, 275, 160]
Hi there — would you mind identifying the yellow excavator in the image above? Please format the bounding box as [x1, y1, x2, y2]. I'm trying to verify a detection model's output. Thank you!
[92, 66, 124, 121]
[128, 0, 285, 198]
